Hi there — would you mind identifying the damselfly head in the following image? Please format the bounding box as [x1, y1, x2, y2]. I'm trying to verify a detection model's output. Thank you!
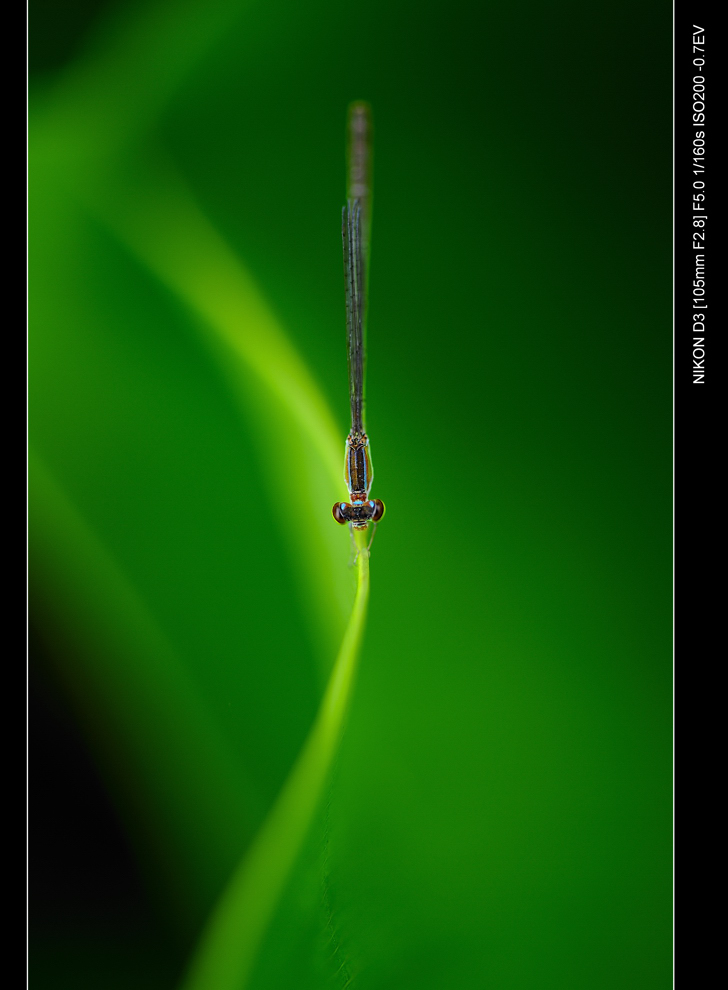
[332, 498, 385, 528]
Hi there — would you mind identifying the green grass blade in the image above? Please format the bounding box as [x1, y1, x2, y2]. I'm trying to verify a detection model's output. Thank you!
[100, 168, 342, 490]
[30, 0, 356, 663]
[179, 541, 370, 990]
[92, 164, 353, 663]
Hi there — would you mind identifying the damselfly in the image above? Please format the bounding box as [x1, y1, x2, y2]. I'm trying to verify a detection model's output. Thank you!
[332, 104, 385, 546]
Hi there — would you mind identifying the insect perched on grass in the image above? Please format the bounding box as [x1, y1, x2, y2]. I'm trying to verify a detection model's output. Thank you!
[332, 103, 385, 549]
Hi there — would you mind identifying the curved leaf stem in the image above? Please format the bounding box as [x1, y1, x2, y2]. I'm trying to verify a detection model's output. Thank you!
[179, 539, 370, 990]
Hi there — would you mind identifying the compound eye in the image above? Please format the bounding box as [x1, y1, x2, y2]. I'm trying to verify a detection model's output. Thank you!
[371, 498, 385, 522]
[332, 501, 349, 524]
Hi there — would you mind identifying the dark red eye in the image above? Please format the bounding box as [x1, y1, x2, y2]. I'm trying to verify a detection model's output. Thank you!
[332, 501, 348, 524]
[371, 499, 385, 522]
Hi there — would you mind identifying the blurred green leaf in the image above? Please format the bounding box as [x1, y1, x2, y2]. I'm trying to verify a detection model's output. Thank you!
[181, 540, 370, 990]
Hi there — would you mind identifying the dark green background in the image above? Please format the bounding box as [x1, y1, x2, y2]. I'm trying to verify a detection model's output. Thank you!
[29, 1, 672, 988]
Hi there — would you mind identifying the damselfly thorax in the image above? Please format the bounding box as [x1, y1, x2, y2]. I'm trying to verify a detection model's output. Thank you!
[345, 431, 372, 498]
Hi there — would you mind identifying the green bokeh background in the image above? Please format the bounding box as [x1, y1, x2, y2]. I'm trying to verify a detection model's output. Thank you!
[29, 1, 672, 988]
